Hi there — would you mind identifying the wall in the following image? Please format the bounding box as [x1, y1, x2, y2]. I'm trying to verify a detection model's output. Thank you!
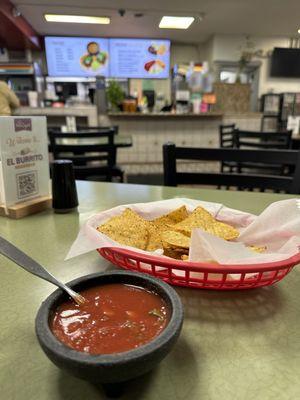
[170, 43, 201, 66]
[199, 36, 214, 67]
[209, 35, 300, 96]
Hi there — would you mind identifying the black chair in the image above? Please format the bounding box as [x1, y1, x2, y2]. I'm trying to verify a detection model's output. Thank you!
[219, 124, 236, 148]
[219, 124, 236, 173]
[77, 125, 119, 134]
[234, 129, 293, 175]
[48, 126, 119, 135]
[235, 129, 292, 149]
[163, 142, 300, 194]
[76, 126, 120, 165]
[48, 126, 120, 166]
[49, 129, 124, 182]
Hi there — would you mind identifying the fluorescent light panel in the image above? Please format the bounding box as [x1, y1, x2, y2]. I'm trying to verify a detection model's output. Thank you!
[159, 16, 194, 29]
[44, 14, 110, 24]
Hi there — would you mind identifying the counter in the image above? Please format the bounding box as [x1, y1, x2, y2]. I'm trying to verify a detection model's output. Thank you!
[12, 107, 262, 177]
[108, 112, 224, 118]
[14, 106, 98, 127]
[104, 112, 262, 176]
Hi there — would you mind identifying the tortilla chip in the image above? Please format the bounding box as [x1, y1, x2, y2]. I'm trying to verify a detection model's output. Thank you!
[248, 245, 266, 253]
[163, 247, 189, 260]
[146, 222, 163, 251]
[207, 221, 239, 241]
[173, 206, 239, 241]
[152, 206, 189, 230]
[97, 204, 239, 257]
[97, 208, 149, 250]
[146, 206, 189, 251]
[161, 230, 190, 249]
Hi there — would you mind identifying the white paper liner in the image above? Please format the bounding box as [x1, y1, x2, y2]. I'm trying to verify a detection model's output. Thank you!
[66, 198, 300, 269]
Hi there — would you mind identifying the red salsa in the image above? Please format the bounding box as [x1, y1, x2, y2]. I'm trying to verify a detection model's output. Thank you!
[50, 283, 170, 355]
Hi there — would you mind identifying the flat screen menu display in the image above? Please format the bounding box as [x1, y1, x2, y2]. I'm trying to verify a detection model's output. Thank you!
[45, 37, 170, 78]
[109, 38, 170, 79]
[45, 36, 110, 77]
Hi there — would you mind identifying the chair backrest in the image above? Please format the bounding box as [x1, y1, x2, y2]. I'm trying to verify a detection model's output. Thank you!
[235, 129, 292, 149]
[49, 128, 116, 169]
[163, 142, 300, 194]
[48, 126, 119, 134]
[219, 124, 236, 148]
[77, 125, 119, 134]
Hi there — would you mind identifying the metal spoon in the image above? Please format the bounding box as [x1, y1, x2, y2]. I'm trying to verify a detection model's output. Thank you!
[0, 236, 86, 306]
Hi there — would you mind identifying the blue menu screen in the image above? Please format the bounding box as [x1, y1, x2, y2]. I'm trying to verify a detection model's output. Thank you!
[109, 38, 170, 79]
[45, 36, 110, 77]
[45, 37, 170, 79]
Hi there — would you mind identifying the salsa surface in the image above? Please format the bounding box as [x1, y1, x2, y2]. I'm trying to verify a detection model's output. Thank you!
[50, 283, 170, 355]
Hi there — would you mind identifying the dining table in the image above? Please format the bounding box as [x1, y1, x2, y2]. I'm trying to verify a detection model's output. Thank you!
[1, 181, 300, 400]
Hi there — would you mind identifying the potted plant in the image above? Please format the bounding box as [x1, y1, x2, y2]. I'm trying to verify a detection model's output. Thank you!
[236, 51, 253, 83]
[106, 81, 125, 111]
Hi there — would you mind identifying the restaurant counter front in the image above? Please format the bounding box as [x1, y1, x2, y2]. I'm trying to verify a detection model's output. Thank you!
[101, 112, 262, 176]
[13, 106, 262, 177]
[14, 106, 98, 128]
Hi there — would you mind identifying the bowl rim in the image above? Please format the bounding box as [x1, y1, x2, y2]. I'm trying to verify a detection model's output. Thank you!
[35, 270, 184, 365]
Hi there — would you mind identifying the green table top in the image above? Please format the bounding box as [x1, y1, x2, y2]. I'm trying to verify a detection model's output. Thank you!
[1, 182, 300, 400]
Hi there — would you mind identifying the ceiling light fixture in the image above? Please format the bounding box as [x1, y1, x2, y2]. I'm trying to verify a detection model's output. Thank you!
[44, 14, 110, 24]
[298, 28, 300, 34]
[159, 16, 194, 29]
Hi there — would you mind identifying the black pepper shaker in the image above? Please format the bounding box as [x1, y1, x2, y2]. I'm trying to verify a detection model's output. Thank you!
[51, 160, 78, 213]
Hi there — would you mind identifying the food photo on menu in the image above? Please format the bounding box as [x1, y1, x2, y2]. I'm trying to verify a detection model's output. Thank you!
[80, 41, 108, 72]
[144, 42, 168, 74]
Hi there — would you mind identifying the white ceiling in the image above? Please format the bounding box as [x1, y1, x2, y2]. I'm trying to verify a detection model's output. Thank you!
[12, 0, 300, 44]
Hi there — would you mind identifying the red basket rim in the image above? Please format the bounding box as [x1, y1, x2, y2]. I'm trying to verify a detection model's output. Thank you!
[99, 247, 300, 273]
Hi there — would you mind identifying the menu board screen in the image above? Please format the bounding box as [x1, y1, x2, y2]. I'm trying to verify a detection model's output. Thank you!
[109, 39, 170, 79]
[45, 37, 170, 78]
[45, 36, 110, 77]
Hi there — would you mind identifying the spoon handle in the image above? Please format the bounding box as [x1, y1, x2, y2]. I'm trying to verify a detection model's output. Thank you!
[0, 236, 64, 290]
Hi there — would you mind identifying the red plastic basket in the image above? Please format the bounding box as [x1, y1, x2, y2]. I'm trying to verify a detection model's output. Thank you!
[98, 247, 300, 290]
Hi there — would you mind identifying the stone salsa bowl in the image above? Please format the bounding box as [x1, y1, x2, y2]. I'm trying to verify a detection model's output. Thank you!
[35, 270, 184, 384]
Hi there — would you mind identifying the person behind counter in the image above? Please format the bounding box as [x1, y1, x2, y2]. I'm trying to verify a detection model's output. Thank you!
[0, 81, 20, 116]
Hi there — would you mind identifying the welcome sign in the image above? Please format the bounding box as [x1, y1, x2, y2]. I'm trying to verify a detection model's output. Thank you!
[0, 116, 50, 207]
